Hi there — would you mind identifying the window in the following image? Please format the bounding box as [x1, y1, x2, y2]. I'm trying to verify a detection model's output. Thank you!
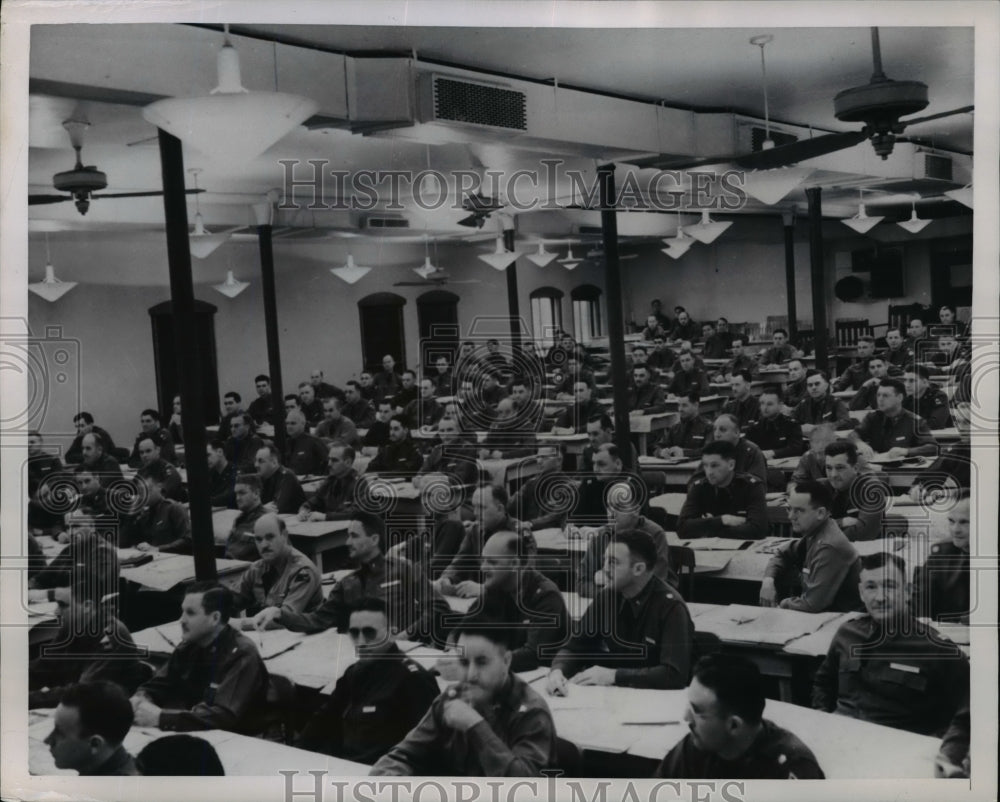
[571, 284, 605, 342]
[529, 287, 564, 348]
[358, 292, 407, 373]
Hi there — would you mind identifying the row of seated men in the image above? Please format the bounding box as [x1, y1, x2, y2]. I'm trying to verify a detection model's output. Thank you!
[30, 497, 970, 778]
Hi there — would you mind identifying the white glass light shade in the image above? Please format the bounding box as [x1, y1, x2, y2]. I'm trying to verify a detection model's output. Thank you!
[330, 254, 371, 284]
[478, 236, 523, 271]
[686, 210, 732, 244]
[212, 270, 249, 298]
[29, 263, 77, 302]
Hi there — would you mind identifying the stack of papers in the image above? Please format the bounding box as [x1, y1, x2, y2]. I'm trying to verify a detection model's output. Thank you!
[694, 604, 843, 646]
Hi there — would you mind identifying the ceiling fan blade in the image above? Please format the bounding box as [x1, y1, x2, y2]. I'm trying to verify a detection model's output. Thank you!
[29, 194, 72, 205]
[91, 188, 206, 200]
[898, 105, 974, 129]
[733, 130, 870, 169]
[629, 153, 743, 171]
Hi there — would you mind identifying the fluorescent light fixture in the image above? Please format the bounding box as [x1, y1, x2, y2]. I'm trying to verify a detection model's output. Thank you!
[742, 167, 814, 205]
[330, 254, 371, 284]
[686, 210, 732, 244]
[212, 270, 249, 298]
[661, 223, 693, 259]
[944, 185, 973, 209]
[841, 202, 883, 234]
[525, 242, 558, 267]
[29, 263, 77, 302]
[143, 30, 318, 163]
[478, 235, 523, 271]
[413, 256, 439, 279]
[896, 204, 931, 234]
[558, 245, 582, 270]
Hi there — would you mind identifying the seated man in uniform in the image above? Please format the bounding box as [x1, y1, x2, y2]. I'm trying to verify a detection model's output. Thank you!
[721, 369, 759, 430]
[852, 378, 938, 458]
[66, 412, 117, 465]
[551, 381, 604, 434]
[342, 380, 376, 429]
[45, 681, 140, 776]
[226, 473, 268, 560]
[666, 350, 710, 398]
[480, 397, 536, 459]
[699, 321, 729, 359]
[217, 391, 244, 441]
[127, 408, 176, 468]
[678, 440, 769, 540]
[361, 399, 395, 454]
[298, 443, 366, 521]
[255, 445, 306, 514]
[780, 359, 808, 412]
[230, 513, 322, 626]
[713, 336, 755, 382]
[703, 413, 767, 484]
[832, 336, 876, 391]
[792, 370, 853, 434]
[366, 414, 423, 476]
[416, 417, 480, 488]
[254, 512, 446, 645]
[790, 423, 837, 484]
[547, 531, 693, 690]
[404, 377, 444, 429]
[223, 412, 264, 474]
[27, 430, 65, 531]
[297, 597, 440, 764]
[654, 654, 824, 779]
[296, 382, 324, 426]
[506, 445, 569, 531]
[77, 432, 123, 487]
[757, 328, 797, 369]
[822, 441, 889, 542]
[745, 387, 804, 461]
[309, 368, 344, 402]
[135, 436, 185, 501]
[392, 370, 419, 412]
[902, 365, 953, 429]
[812, 552, 969, 736]
[206, 440, 238, 509]
[628, 364, 668, 414]
[912, 490, 971, 622]
[581, 413, 636, 471]
[654, 391, 711, 459]
[848, 355, 891, 411]
[247, 374, 275, 427]
[668, 310, 700, 344]
[880, 328, 913, 374]
[314, 396, 360, 447]
[759, 481, 862, 613]
[283, 409, 328, 475]
[370, 616, 557, 776]
[121, 471, 191, 554]
[131, 583, 268, 733]
[642, 314, 668, 341]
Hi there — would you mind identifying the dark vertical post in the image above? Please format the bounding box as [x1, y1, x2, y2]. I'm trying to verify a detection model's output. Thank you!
[782, 211, 798, 340]
[598, 164, 634, 470]
[156, 130, 215, 580]
[806, 187, 829, 373]
[502, 228, 523, 354]
[257, 222, 286, 453]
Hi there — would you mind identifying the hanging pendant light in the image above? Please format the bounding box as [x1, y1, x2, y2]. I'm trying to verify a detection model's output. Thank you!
[661, 215, 693, 259]
[213, 270, 250, 298]
[143, 25, 318, 164]
[526, 241, 558, 267]
[558, 245, 582, 270]
[187, 168, 229, 258]
[944, 185, 973, 209]
[686, 210, 733, 244]
[330, 254, 371, 285]
[29, 234, 77, 302]
[414, 236, 440, 279]
[841, 191, 884, 234]
[896, 201, 931, 234]
[478, 235, 523, 271]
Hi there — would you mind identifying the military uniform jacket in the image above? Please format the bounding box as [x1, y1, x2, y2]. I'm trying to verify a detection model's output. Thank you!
[904, 384, 952, 430]
[29, 616, 141, 708]
[848, 381, 879, 411]
[833, 359, 871, 391]
[314, 416, 360, 447]
[66, 425, 116, 464]
[579, 516, 678, 596]
[553, 397, 604, 432]
[656, 415, 711, 458]
[373, 369, 402, 402]
[128, 427, 176, 468]
[654, 719, 825, 779]
[302, 468, 364, 520]
[912, 541, 969, 623]
[721, 394, 760, 429]
[368, 437, 423, 476]
[297, 644, 440, 764]
[404, 396, 443, 429]
[782, 378, 808, 408]
[482, 570, 570, 671]
[439, 515, 526, 584]
[226, 503, 267, 560]
[507, 472, 569, 530]
[880, 344, 913, 372]
[361, 420, 391, 449]
[745, 415, 804, 458]
[764, 518, 862, 613]
[628, 383, 667, 414]
[678, 473, 769, 540]
[716, 353, 756, 379]
[824, 474, 889, 542]
[82, 453, 124, 487]
[32, 536, 119, 591]
[232, 546, 322, 617]
[855, 409, 937, 456]
[812, 615, 969, 736]
[370, 674, 557, 777]
[482, 418, 537, 457]
[223, 434, 265, 474]
[260, 466, 306, 514]
[669, 320, 701, 342]
[431, 370, 456, 398]
[552, 575, 693, 689]
[418, 441, 481, 486]
[792, 393, 852, 429]
[208, 460, 238, 508]
[137, 458, 185, 501]
[341, 397, 376, 429]
[122, 497, 191, 552]
[790, 450, 826, 484]
[283, 433, 328, 476]
[280, 553, 447, 644]
[666, 369, 710, 398]
[137, 625, 268, 734]
[758, 343, 795, 365]
[700, 334, 729, 360]
[247, 395, 276, 426]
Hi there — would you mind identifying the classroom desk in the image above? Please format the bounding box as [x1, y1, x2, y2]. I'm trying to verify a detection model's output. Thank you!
[629, 411, 679, 454]
[637, 455, 702, 488]
[210, 510, 350, 571]
[535, 431, 589, 457]
[28, 709, 370, 777]
[119, 550, 250, 592]
[479, 455, 542, 486]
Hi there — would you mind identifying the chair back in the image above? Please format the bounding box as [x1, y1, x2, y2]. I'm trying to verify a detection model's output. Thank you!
[667, 545, 696, 600]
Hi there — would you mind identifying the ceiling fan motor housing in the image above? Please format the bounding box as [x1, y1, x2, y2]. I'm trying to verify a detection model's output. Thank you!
[834, 79, 929, 158]
[53, 165, 108, 194]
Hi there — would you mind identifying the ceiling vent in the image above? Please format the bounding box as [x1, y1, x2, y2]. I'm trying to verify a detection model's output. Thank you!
[917, 152, 953, 182]
[363, 214, 409, 229]
[749, 125, 798, 152]
[419, 74, 527, 131]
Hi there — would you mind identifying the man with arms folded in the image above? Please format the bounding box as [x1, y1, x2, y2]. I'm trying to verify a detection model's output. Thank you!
[812, 552, 968, 736]
[230, 513, 322, 628]
[792, 370, 853, 434]
[677, 441, 769, 540]
[654, 391, 711, 459]
[255, 444, 306, 514]
[225, 473, 268, 560]
[848, 355, 891, 411]
[298, 443, 366, 521]
[45, 681, 140, 776]
[759, 481, 862, 613]
[822, 441, 889, 542]
[666, 350, 710, 398]
[757, 328, 797, 369]
[547, 530, 693, 691]
[851, 378, 938, 458]
[131, 582, 268, 733]
[655, 654, 824, 779]
[720, 370, 759, 429]
[370, 615, 557, 776]
[297, 598, 440, 764]
[506, 444, 570, 530]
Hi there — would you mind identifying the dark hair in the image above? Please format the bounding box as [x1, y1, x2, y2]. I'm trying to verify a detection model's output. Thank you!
[786, 358, 804, 369]
[454, 613, 514, 650]
[773, 328, 788, 338]
[390, 414, 410, 430]
[681, 390, 701, 404]
[230, 411, 253, 428]
[140, 408, 161, 421]
[880, 378, 906, 395]
[858, 335, 875, 345]
[791, 480, 835, 511]
[632, 364, 650, 374]
[824, 440, 859, 465]
[733, 369, 753, 383]
[208, 439, 226, 451]
[235, 473, 261, 492]
[346, 380, 362, 391]
[611, 530, 657, 571]
[702, 440, 737, 460]
[328, 443, 356, 462]
[184, 582, 234, 623]
[692, 654, 765, 725]
[596, 442, 621, 462]
[885, 327, 903, 338]
[588, 413, 614, 431]
[377, 399, 393, 410]
[805, 369, 829, 382]
[939, 304, 957, 316]
[631, 345, 647, 355]
[904, 365, 931, 381]
[352, 511, 386, 546]
[74, 412, 95, 425]
[258, 443, 282, 462]
[140, 461, 170, 484]
[254, 374, 270, 384]
[224, 391, 242, 403]
[349, 596, 388, 617]
[859, 551, 907, 577]
[284, 393, 301, 404]
[758, 385, 782, 399]
[61, 681, 134, 745]
[714, 412, 740, 430]
[136, 735, 225, 776]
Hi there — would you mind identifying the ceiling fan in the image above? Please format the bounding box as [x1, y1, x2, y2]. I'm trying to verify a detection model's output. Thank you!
[29, 115, 203, 215]
[634, 28, 974, 172]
